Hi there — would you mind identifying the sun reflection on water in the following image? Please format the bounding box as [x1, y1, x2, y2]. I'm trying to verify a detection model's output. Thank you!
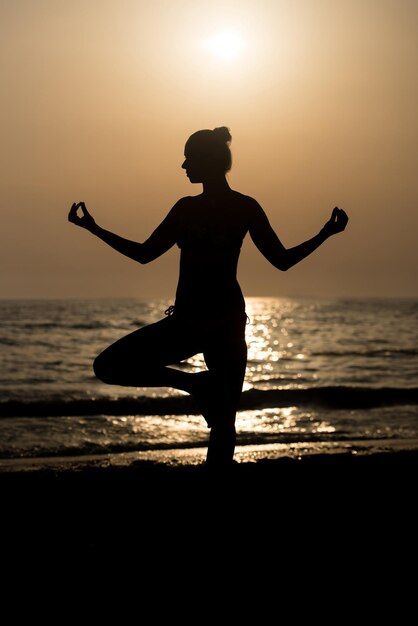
[236, 407, 335, 437]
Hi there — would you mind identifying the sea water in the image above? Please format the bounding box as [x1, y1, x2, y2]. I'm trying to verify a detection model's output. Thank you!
[0, 297, 417, 462]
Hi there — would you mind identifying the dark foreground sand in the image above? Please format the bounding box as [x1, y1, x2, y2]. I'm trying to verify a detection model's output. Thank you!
[1, 453, 414, 612]
[1, 448, 417, 558]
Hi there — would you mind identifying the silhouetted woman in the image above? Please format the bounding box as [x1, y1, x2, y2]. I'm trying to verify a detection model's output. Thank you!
[68, 126, 348, 466]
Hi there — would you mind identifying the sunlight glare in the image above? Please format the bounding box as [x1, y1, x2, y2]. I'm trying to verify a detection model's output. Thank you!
[204, 29, 244, 61]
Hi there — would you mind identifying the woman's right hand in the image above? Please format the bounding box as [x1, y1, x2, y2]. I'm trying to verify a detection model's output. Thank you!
[321, 207, 349, 237]
[68, 201, 97, 231]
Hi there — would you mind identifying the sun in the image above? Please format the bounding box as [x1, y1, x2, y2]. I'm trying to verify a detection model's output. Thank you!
[204, 29, 244, 61]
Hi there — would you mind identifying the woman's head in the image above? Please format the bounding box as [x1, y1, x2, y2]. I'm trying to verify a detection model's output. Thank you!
[182, 126, 232, 183]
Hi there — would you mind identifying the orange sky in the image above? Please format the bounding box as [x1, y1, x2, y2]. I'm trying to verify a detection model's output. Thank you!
[1, 0, 417, 299]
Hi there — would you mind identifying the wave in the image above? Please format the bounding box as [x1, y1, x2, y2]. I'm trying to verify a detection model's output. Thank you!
[0, 338, 19, 346]
[0, 430, 408, 461]
[1, 386, 418, 418]
[5, 321, 111, 331]
[312, 349, 418, 358]
[67, 322, 110, 330]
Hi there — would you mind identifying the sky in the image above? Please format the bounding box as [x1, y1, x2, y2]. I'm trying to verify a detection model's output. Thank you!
[1, 0, 417, 300]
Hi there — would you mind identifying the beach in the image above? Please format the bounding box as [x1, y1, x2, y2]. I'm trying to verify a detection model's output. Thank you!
[2, 444, 417, 560]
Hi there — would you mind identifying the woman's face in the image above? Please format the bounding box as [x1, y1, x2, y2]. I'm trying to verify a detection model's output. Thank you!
[182, 141, 220, 183]
[182, 147, 207, 183]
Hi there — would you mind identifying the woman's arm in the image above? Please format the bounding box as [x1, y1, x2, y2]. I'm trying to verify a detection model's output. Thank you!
[249, 202, 348, 271]
[68, 200, 183, 264]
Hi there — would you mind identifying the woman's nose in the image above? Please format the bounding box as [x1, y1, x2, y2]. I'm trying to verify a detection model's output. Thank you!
[182, 160, 187, 169]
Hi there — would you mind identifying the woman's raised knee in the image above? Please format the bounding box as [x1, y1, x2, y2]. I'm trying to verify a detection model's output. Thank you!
[93, 352, 115, 384]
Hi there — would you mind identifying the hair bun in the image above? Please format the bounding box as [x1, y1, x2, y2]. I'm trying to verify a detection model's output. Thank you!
[212, 126, 232, 144]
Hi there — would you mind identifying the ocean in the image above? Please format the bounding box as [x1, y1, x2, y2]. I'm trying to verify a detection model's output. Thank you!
[1, 296, 417, 468]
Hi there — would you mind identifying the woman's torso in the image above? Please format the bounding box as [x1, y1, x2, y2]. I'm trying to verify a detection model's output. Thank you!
[174, 190, 252, 318]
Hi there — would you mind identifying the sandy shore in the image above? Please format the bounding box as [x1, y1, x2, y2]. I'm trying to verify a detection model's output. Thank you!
[1, 445, 417, 557]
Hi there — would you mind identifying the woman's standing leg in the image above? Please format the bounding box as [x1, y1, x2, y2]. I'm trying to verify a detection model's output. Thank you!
[203, 317, 247, 466]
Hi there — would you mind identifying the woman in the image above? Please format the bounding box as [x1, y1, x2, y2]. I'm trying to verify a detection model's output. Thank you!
[68, 126, 348, 466]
